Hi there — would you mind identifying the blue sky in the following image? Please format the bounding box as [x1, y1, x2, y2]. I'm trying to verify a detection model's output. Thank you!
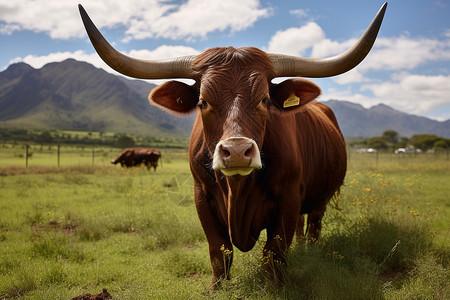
[1, 0, 450, 121]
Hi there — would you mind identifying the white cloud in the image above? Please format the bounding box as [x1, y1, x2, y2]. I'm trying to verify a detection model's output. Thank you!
[266, 21, 450, 74]
[0, 0, 87, 39]
[326, 35, 450, 118]
[9, 50, 101, 69]
[267, 22, 324, 55]
[10, 45, 200, 68]
[311, 38, 357, 58]
[445, 29, 450, 38]
[8, 45, 200, 84]
[360, 36, 450, 72]
[322, 73, 450, 119]
[289, 9, 308, 19]
[266, 20, 450, 119]
[125, 0, 271, 41]
[128, 45, 201, 60]
[362, 73, 450, 113]
[0, 0, 271, 41]
[310, 35, 450, 75]
[332, 69, 368, 85]
[0, 23, 20, 35]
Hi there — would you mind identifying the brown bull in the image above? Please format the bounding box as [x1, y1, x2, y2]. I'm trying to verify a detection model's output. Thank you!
[111, 148, 161, 171]
[79, 2, 387, 287]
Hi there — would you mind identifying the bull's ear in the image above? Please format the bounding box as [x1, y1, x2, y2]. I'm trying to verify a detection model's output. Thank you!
[149, 81, 199, 115]
[270, 78, 321, 113]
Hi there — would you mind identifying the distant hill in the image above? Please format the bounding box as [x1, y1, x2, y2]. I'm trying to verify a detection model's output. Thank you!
[0, 60, 448, 138]
[0, 59, 195, 137]
[323, 100, 450, 138]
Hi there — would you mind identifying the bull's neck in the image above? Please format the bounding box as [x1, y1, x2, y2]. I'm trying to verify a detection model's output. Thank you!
[224, 175, 259, 252]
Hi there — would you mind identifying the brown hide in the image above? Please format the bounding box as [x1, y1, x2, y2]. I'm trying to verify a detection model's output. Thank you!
[151, 47, 346, 284]
[111, 147, 161, 171]
[189, 93, 346, 251]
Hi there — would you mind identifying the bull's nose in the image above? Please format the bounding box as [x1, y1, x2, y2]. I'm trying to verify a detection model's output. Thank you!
[212, 137, 262, 176]
[219, 142, 254, 168]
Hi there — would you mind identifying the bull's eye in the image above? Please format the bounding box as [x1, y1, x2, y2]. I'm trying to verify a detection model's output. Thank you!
[261, 97, 269, 105]
[199, 100, 208, 109]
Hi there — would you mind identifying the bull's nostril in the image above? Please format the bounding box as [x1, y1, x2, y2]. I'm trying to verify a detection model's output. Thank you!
[244, 146, 253, 158]
[222, 149, 231, 158]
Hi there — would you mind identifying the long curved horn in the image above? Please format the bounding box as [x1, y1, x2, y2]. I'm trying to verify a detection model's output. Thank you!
[78, 4, 195, 79]
[269, 2, 387, 78]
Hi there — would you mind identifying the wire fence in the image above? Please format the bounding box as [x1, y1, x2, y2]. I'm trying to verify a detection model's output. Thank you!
[0, 143, 448, 170]
[347, 148, 449, 171]
[0, 144, 118, 167]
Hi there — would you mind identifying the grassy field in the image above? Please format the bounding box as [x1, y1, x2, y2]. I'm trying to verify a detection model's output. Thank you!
[0, 147, 449, 299]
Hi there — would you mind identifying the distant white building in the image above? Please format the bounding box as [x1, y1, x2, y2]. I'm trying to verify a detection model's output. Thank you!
[394, 147, 421, 154]
[356, 148, 377, 153]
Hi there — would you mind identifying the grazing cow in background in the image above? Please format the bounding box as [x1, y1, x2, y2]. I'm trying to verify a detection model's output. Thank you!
[111, 148, 161, 171]
[80, 2, 387, 287]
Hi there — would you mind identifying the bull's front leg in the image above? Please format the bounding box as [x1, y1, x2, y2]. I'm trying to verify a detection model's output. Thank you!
[209, 238, 233, 287]
[263, 191, 300, 285]
[194, 183, 233, 289]
[295, 214, 306, 243]
[306, 208, 326, 241]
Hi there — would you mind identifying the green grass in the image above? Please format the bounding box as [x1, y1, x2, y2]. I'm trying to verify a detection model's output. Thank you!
[0, 149, 449, 299]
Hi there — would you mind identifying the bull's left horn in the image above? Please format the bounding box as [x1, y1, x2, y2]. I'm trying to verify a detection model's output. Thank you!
[78, 4, 195, 79]
[269, 2, 387, 78]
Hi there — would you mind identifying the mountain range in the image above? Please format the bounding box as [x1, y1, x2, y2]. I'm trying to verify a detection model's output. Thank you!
[0, 59, 448, 138]
[323, 100, 450, 138]
[0, 59, 195, 137]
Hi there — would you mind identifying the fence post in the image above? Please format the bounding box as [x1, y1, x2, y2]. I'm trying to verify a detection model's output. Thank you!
[25, 144, 29, 168]
[57, 144, 61, 167]
[375, 151, 379, 169]
[347, 147, 351, 164]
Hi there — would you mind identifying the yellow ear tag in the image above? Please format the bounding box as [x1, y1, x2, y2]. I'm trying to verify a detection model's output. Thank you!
[283, 93, 300, 108]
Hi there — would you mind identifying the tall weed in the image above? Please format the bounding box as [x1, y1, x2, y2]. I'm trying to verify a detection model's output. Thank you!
[383, 254, 449, 299]
[1, 268, 38, 298]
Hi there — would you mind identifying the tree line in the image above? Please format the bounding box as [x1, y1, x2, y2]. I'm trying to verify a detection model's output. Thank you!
[349, 130, 450, 152]
[0, 128, 188, 149]
[1, 128, 448, 152]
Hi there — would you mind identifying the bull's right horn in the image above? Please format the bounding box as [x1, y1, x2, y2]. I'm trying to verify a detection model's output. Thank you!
[269, 2, 387, 78]
[78, 4, 196, 79]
